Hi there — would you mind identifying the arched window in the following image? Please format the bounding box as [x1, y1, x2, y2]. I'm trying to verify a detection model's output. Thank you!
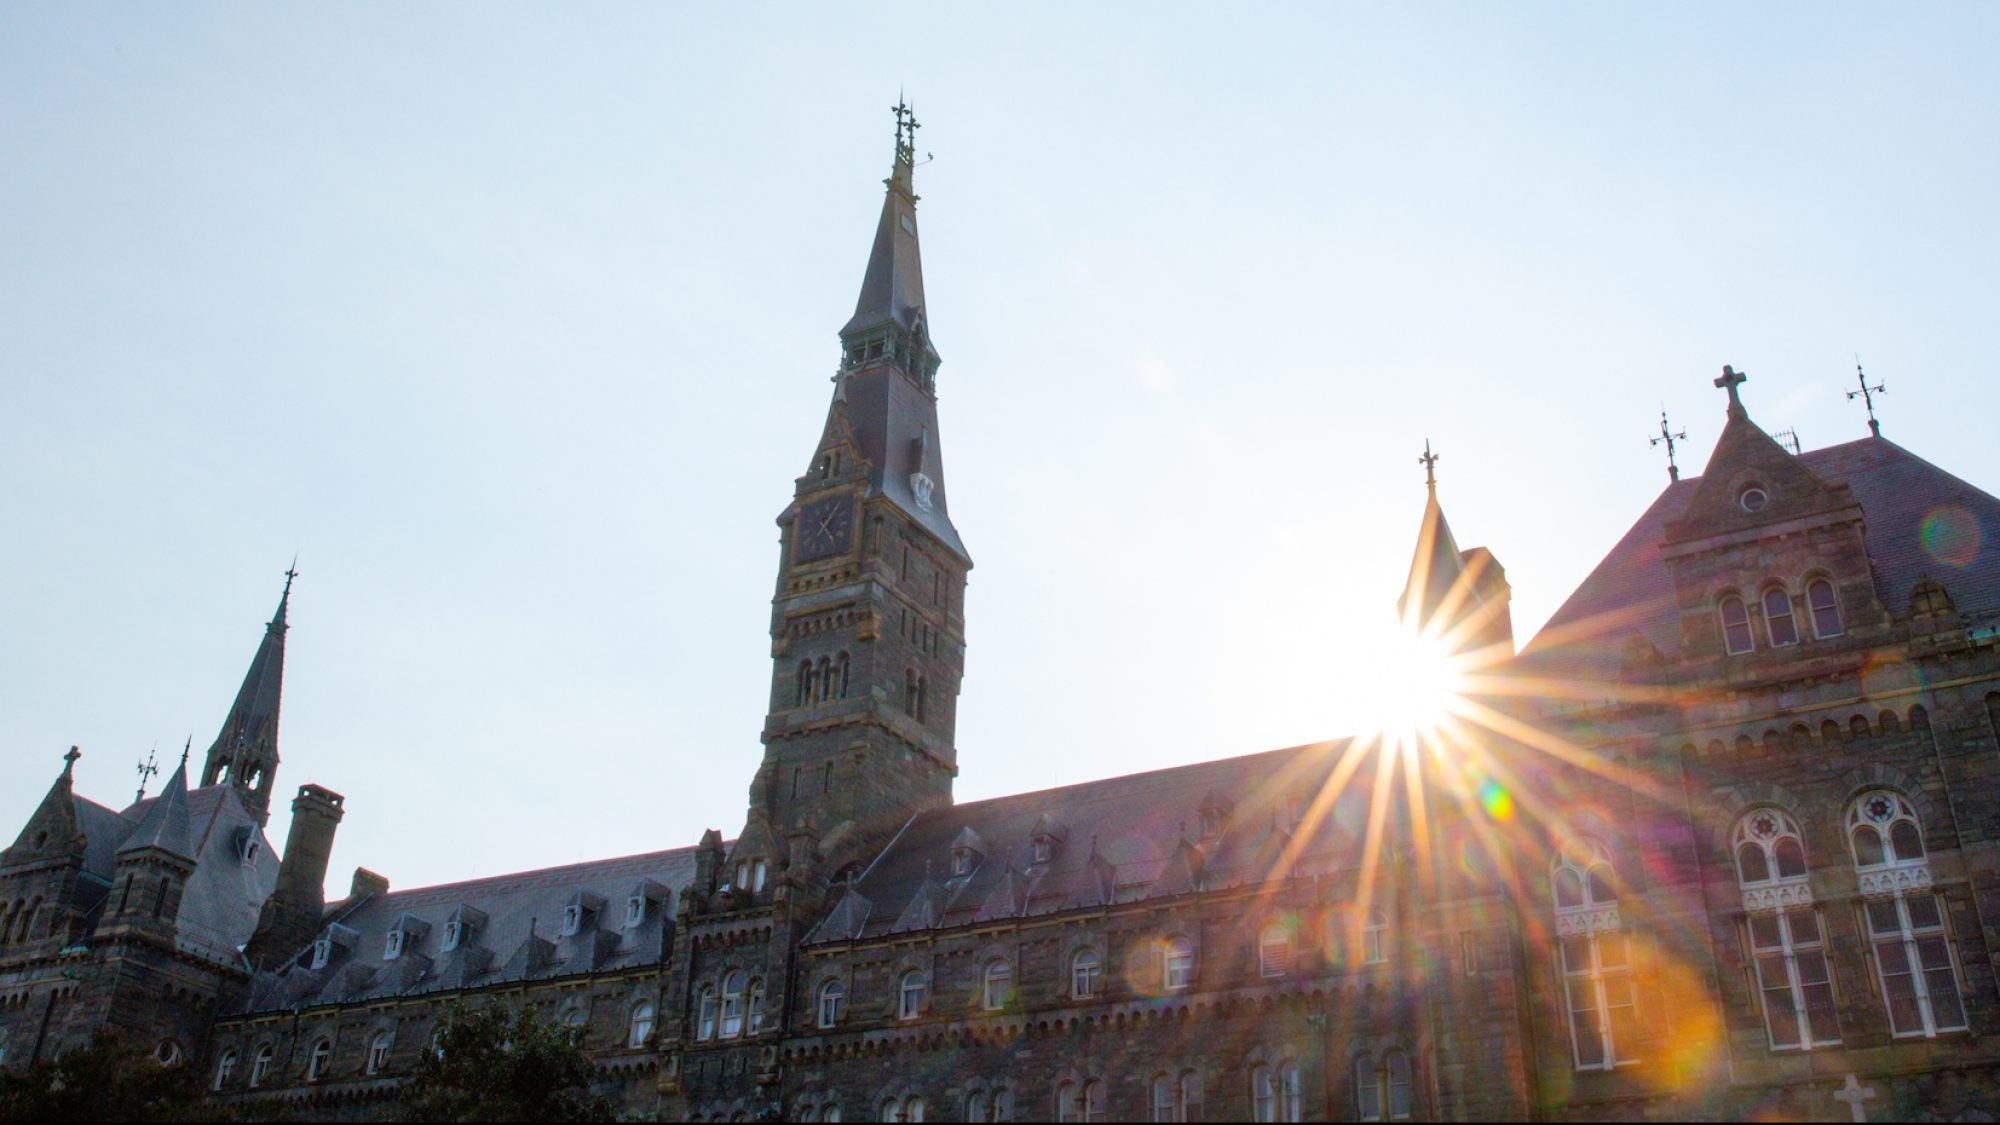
[1151, 1074, 1174, 1122]
[1808, 579, 1842, 638]
[720, 972, 745, 1038]
[306, 1037, 332, 1082]
[1764, 587, 1799, 647]
[898, 970, 927, 1020]
[916, 675, 928, 723]
[1163, 936, 1195, 991]
[1866, 893, 1967, 1037]
[1354, 1050, 1412, 1121]
[1552, 839, 1634, 1070]
[797, 661, 813, 707]
[1850, 791, 1925, 869]
[903, 1096, 926, 1122]
[1719, 595, 1754, 654]
[835, 651, 850, 699]
[1250, 1064, 1274, 1122]
[746, 978, 766, 1035]
[1150, 1071, 1201, 1122]
[1259, 921, 1293, 977]
[249, 1044, 273, 1088]
[818, 979, 845, 1028]
[213, 1049, 237, 1091]
[1279, 1062, 1302, 1123]
[366, 1030, 393, 1075]
[1362, 908, 1389, 965]
[1083, 1080, 1105, 1123]
[991, 1087, 1012, 1122]
[817, 656, 832, 703]
[696, 985, 717, 1040]
[629, 1001, 655, 1048]
[905, 669, 918, 716]
[967, 1090, 990, 1123]
[1179, 1071, 1202, 1121]
[1057, 1080, 1080, 1123]
[1733, 808, 1808, 886]
[1071, 948, 1102, 999]
[982, 960, 1012, 1011]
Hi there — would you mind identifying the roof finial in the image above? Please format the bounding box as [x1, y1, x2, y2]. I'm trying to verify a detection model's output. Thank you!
[1650, 408, 1688, 482]
[62, 745, 81, 779]
[1714, 364, 1748, 415]
[1418, 440, 1440, 493]
[181, 734, 191, 770]
[1846, 357, 1885, 438]
[892, 95, 919, 168]
[135, 743, 160, 803]
[283, 555, 300, 597]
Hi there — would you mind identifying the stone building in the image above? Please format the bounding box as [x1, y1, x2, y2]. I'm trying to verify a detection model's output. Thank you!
[4, 110, 2000, 1122]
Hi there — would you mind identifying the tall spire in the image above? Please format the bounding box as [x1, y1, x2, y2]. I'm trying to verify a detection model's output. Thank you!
[199, 569, 293, 824]
[1400, 443, 1467, 628]
[840, 98, 933, 350]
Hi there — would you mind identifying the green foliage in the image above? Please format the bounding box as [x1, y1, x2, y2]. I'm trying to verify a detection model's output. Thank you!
[0, 1032, 207, 1123]
[399, 1005, 616, 1123]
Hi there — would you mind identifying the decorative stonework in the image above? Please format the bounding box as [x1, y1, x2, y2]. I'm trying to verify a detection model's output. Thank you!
[1740, 880, 1813, 914]
[1555, 906, 1620, 937]
[1858, 863, 1931, 899]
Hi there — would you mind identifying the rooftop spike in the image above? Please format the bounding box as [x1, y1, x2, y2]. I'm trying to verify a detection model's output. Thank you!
[199, 569, 294, 824]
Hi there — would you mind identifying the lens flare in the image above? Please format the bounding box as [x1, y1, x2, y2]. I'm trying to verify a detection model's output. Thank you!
[1920, 506, 1981, 567]
[1477, 778, 1514, 821]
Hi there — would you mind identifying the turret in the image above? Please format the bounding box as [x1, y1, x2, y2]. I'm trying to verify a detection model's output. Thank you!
[100, 758, 197, 942]
[243, 783, 344, 970]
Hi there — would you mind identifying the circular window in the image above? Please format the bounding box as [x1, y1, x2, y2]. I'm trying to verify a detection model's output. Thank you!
[1738, 486, 1769, 512]
[154, 1039, 184, 1067]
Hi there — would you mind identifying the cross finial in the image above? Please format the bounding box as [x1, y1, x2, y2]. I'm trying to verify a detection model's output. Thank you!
[1650, 408, 1688, 482]
[283, 555, 300, 597]
[1714, 365, 1748, 413]
[1418, 440, 1440, 492]
[891, 97, 919, 165]
[62, 745, 81, 778]
[1846, 358, 1886, 438]
[135, 744, 160, 803]
[1832, 1073, 1877, 1123]
[180, 734, 191, 770]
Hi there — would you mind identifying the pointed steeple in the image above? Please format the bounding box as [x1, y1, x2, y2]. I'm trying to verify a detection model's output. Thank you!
[1397, 443, 1513, 652]
[3, 748, 85, 863]
[200, 568, 294, 824]
[840, 99, 932, 347]
[1399, 442, 1469, 628]
[118, 759, 194, 862]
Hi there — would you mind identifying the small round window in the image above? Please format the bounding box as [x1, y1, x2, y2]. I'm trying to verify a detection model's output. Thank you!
[1738, 485, 1769, 512]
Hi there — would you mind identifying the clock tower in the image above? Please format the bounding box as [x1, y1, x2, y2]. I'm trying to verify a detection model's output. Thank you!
[737, 104, 970, 885]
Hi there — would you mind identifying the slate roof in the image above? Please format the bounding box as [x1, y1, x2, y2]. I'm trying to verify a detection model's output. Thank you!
[240, 846, 702, 1013]
[805, 739, 1392, 945]
[1520, 435, 2000, 686]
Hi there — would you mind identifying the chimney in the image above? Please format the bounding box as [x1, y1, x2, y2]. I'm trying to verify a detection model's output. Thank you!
[243, 784, 344, 970]
[350, 867, 390, 899]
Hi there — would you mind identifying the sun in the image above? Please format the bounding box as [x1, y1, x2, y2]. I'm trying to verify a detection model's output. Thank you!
[1359, 624, 1468, 746]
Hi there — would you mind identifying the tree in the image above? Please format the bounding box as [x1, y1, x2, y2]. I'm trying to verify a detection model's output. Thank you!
[0, 1033, 207, 1123]
[399, 1005, 616, 1123]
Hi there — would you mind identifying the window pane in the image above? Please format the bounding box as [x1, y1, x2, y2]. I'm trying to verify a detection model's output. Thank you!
[1853, 825, 1885, 867]
[1748, 914, 1783, 950]
[1875, 938, 1923, 1034]
[1918, 936, 1966, 1029]
[1587, 865, 1616, 905]
[1765, 589, 1798, 646]
[1566, 971, 1604, 1068]
[1554, 868, 1583, 909]
[1386, 1052, 1412, 1119]
[1810, 581, 1842, 637]
[1354, 1057, 1381, 1120]
[1737, 843, 1770, 885]
[1757, 953, 1801, 1047]
[1597, 934, 1629, 969]
[1787, 908, 1821, 945]
[1774, 838, 1806, 879]
[1891, 821, 1926, 863]
[1907, 895, 1942, 930]
[1865, 899, 1902, 937]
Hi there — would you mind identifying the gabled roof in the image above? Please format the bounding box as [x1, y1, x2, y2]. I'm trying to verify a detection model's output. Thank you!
[1521, 436, 2000, 686]
[804, 739, 1389, 945]
[117, 762, 194, 862]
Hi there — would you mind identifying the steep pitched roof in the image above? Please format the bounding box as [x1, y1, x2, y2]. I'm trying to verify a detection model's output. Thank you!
[1521, 436, 2000, 686]
[241, 845, 701, 1012]
[840, 137, 929, 341]
[203, 581, 290, 785]
[117, 761, 194, 862]
[805, 739, 1390, 946]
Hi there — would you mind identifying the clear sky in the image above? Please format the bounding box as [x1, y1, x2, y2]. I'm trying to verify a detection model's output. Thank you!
[4, 4, 1996, 894]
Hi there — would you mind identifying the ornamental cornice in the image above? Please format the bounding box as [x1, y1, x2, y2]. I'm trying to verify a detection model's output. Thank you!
[1554, 905, 1620, 936]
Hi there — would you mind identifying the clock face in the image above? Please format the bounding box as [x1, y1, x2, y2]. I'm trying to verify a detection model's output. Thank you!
[796, 497, 854, 562]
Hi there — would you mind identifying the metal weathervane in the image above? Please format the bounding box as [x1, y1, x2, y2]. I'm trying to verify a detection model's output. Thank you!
[1651, 409, 1688, 482]
[1847, 359, 1886, 437]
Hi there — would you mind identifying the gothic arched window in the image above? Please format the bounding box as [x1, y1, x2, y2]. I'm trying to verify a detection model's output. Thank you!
[696, 985, 717, 1040]
[982, 960, 1011, 1011]
[835, 651, 850, 699]
[796, 661, 813, 707]
[1719, 594, 1754, 654]
[213, 1049, 237, 1091]
[1763, 586, 1799, 647]
[366, 1030, 393, 1075]
[1259, 921, 1294, 977]
[898, 970, 927, 1021]
[1163, 936, 1195, 991]
[720, 972, 746, 1038]
[1552, 838, 1635, 1070]
[1850, 791, 1925, 869]
[629, 1001, 656, 1048]
[1071, 948, 1102, 999]
[306, 1037, 332, 1082]
[1354, 1049, 1414, 1121]
[817, 979, 845, 1028]
[249, 1044, 273, 1088]
[1733, 808, 1808, 886]
[1808, 578, 1842, 638]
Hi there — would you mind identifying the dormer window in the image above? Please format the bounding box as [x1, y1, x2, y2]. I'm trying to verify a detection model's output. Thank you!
[440, 905, 483, 953]
[626, 896, 646, 927]
[310, 938, 331, 970]
[1028, 814, 1067, 865]
[385, 928, 405, 960]
[1031, 835, 1053, 865]
[951, 848, 976, 877]
[234, 828, 260, 865]
[562, 905, 583, 935]
[442, 921, 461, 951]
[734, 859, 767, 894]
[948, 827, 985, 878]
